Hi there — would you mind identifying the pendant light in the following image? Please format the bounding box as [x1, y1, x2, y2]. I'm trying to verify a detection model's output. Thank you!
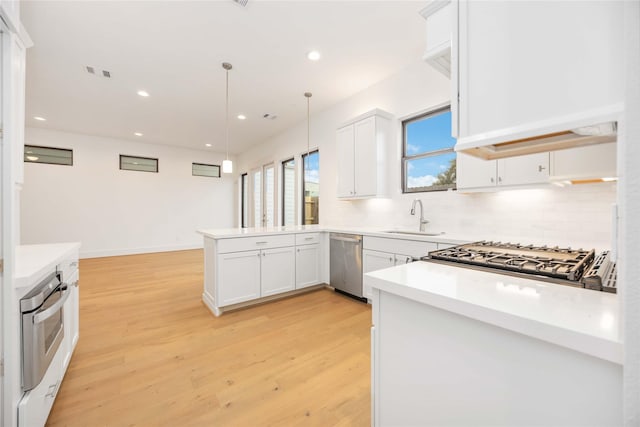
[222, 62, 233, 174]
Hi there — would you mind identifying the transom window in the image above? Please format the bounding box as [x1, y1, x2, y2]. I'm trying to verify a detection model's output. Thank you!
[402, 106, 456, 193]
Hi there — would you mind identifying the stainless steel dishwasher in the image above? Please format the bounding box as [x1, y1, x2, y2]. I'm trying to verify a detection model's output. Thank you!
[329, 233, 365, 301]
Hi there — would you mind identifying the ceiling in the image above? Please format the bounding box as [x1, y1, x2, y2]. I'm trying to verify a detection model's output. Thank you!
[21, 0, 426, 155]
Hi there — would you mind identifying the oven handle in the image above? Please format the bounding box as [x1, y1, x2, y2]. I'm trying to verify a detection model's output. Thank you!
[33, 285, 70, 324]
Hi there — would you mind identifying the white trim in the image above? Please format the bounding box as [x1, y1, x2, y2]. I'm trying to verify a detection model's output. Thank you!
[80, 243, 203, 259]
[455, 103, 623, 152]
[419, 0, 451, 19]
[338, 109, 394, 129]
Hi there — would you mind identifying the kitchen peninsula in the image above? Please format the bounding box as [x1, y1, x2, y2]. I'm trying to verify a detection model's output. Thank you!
[197, 225, 465, 316]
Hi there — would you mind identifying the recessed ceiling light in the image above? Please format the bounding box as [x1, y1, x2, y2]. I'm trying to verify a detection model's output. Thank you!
[237, 114, 246, 120]
[26, 156, 39, 161]
[205, 143, 212, 147]
[134, 132, 143, 136]
[307, 51, 321, 61]
[137, 90, 150, 97]
[33, 116, 46, 121]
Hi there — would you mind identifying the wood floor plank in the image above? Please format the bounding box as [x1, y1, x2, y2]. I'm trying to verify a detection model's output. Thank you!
[45, 249, 371, 427]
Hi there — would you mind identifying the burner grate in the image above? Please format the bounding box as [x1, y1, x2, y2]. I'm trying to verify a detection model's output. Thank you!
[428, 241, 595, 283]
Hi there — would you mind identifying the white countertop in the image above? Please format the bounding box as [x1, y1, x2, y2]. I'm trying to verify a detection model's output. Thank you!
[365, 261, 622, 364]
[197, 225, 470, 245]
[15, 242, 81, 296]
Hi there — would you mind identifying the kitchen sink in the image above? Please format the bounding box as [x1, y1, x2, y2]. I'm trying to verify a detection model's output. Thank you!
[382, 230, 445, 237]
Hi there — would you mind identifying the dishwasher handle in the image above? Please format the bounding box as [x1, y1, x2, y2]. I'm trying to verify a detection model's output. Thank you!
[330, 236, 362, 244]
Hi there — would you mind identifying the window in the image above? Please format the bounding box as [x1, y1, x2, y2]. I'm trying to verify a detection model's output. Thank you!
[120, 155, 158, 173]
[24, 145, 73, 166]
[241, 173, 248, 228]
[302, 150, 319, 225]
[281, 158, 295, 226]
[192, 163, 220, 178]
[402, 107, 456, 193]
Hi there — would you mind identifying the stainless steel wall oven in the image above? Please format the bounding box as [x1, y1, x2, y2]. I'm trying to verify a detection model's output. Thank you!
[20, 272, 69, 391]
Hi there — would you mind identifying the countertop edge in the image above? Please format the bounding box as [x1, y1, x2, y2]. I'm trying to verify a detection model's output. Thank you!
[197, 226, 469, 245]
[16, 242, 81, 293]
[366, 271, 623, 365]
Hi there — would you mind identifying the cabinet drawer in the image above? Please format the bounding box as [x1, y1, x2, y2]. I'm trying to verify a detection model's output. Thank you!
[364, 236, 437, 258]
[217, 234, 295, 253]
[18, 334, 66, 427]
[296, 233, 320, 246]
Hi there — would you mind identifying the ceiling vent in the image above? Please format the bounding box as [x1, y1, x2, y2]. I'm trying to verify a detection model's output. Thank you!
[263, 113, 278, 120]
[231, 0, 249, 7]
[86, 66, 111, 78]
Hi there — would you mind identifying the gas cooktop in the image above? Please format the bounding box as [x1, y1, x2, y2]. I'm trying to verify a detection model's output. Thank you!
[425, 241, 616, 293]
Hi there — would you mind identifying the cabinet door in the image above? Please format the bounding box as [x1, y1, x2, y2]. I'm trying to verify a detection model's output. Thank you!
[354, 116, 377, 197]
[261, 247, 296, 297]
[458, 1, 623, 139]
[336, 125, 355, 198]
[363, 250, 395, 299]
[217, 250, 261, 306]
[295, 244, 321, 289]
[497, 153, 549, 187]
[62, 269, 79, 370]
[394, 255, 414, 265]
[456, 153, 497, 190]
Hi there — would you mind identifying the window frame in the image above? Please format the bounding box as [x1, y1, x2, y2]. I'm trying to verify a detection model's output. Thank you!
[301, 149, 319, 225]
[401, 105, 456, 194]
[119, 154, 159, 173]
[24, 145, 73, 166]
[241, 173, 248, 228]
[281, 157, 296, 226]
[192, 162, 221, 178]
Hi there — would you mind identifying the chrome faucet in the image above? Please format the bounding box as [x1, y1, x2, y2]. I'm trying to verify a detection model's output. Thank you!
[410, 199, 429, 232]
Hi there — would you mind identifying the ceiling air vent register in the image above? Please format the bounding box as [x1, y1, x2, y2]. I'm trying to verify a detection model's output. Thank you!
[86, 66, 111, 78]
[231, 0, 249, 7]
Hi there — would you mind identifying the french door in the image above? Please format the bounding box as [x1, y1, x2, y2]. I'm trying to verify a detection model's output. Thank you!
[251, 163, 276, 227]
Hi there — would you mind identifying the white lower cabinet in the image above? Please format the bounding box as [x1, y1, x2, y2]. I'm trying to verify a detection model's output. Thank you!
[363, 250, 396, 299]
[218, 250, 262, 306]
[18, 337, 66, 427]
[210, 233, 322, 311]
[63, 269, 79, 370]
[261, 247, 295, 296]
[295, 243, 321, 289]
[363, 251, 422, 299]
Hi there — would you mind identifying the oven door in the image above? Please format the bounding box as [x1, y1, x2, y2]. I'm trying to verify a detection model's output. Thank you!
[21, 276, 69, 391]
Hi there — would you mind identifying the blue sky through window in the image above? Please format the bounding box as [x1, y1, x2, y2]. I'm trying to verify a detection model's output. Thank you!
[405, 110, 456, 190]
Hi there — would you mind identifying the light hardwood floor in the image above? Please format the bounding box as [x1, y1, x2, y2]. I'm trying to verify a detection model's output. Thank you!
[46, 249, 372, 426]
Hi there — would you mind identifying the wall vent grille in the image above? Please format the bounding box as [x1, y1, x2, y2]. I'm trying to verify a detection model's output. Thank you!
[232, 0, 249, 7]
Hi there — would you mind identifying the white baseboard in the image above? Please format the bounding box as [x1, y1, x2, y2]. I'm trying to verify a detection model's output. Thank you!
[80, 243, 203, 259]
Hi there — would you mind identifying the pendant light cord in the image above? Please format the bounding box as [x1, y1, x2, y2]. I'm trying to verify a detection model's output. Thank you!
[304, 92, 312, 168]
[225, 67, 229, 161]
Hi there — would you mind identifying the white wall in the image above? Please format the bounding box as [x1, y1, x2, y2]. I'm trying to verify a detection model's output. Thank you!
[21, 128, 235, 258]
[237, 60, 617, 251]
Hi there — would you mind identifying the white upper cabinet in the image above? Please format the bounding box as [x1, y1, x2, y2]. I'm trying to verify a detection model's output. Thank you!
[336, 109, 393, 199]
[457, 152, 549, 191]
[420, 0, 452, 77]
[453, 0, 624, 152]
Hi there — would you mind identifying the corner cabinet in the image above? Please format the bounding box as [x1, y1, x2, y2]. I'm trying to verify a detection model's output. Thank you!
[336, 109, 393, 199]
[453, 0, 624, 145]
